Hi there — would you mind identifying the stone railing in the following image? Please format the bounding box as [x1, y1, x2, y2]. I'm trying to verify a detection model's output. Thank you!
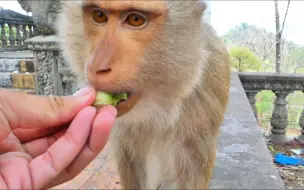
[239, 72, 304, 144]
[0, 9, 38, 52]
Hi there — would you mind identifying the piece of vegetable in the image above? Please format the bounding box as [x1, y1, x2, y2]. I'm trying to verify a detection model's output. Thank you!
[93, 91, 128, 107]
[112, 93, 128, 106]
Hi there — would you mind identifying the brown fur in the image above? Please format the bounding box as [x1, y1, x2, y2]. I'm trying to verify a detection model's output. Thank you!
[56, 0, 230, 189]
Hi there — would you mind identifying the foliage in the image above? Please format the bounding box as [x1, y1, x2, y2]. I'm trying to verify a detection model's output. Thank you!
[222, 23, 304, 132]
[286, 47, 304, 73]
[221, 23, 304, 74]
[256, 91, 275, 125]
[0, 24, 17, 46]
[229, 46, 262, 72]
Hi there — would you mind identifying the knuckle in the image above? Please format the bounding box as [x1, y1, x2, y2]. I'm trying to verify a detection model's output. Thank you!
[43, 150, 57, 172]
[63, 130, 78, 146]
[46, 95, 65, 113]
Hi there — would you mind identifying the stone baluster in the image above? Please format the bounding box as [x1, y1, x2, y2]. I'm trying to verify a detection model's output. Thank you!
[245, 90, 260, 121]
[33, 25, 39, 37]
[296, 91, 304, 143]
[1, 24, 7, 47]
[22, 25, 28, 42]
[8, 24, 15, 46]
[28, 25, 33, 38]
[16, 24, 22, 46]
[270, 90, 293, 144]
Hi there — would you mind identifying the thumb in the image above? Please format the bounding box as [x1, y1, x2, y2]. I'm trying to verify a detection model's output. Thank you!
[0, 87, 96, 130]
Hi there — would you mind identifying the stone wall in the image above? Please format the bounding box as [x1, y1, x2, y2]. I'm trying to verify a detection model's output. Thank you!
[0, 51, 36, 94]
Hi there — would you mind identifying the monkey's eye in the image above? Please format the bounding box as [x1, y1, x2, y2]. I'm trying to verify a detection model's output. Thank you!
[92, 10, 108, 23]
[124, 13, 147, 28]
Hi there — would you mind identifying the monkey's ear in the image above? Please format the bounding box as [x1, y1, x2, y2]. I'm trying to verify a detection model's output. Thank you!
[194, 0, 207, 17]
[197, 0, 207, 13]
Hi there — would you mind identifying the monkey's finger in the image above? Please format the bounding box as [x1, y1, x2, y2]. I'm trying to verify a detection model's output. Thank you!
[28, 106, 96, 189]
[46, 106, 117, 188]
[0, 87, 96, 130]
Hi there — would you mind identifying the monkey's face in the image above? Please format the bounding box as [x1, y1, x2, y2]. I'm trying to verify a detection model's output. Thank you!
[59, 0, 205, 117]
[80, 0, 169, 117]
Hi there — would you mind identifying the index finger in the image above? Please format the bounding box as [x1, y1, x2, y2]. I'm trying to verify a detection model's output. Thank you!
[29, 106, 96, 189]
[0, 87, 96, 130]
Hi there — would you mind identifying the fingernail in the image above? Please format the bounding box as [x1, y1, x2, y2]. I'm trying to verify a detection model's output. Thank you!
[73, 87, 91, 97]
[107, 106, 118, 117]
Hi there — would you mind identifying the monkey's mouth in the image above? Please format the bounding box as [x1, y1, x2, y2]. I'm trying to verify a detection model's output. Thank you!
[93, 91, 133, 107]
[93, 89, 139, 117]
[112, 92, 133, 105]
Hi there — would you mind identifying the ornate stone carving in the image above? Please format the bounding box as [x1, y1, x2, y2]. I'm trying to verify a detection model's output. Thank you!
[16, 0, 61, 35]
[24, 35, 60, 51]
[239, 72, 304, 92]
[59, 70, 77, 96]
[25, 35, 77, 96]
[59, 52, 69, 69]
[270, 90, 293, 144]
[35, 50, 56, 95]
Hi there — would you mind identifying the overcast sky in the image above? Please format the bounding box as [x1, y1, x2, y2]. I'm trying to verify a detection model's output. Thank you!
[1, 0, 304, 45]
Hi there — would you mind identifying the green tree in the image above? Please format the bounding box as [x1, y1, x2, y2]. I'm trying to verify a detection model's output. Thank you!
[256, 91, 275, 124]
[288, 47, 304, 73]
[229, 47, 262, 72]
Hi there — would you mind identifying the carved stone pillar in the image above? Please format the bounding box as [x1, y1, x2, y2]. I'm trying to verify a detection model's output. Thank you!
[297, 91, 304, 143]
[16, 24, 22, 46]
[270, 90, 293, 144]
[24, 35, 77, 96]
[8, 24, 15, 46]
[245, 90, 260, 121]
[1, 24, 7, 47]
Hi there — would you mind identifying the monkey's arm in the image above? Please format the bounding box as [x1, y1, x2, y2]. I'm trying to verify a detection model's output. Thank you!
[157, 138, 217, 190]
[177, 138, 217, 189]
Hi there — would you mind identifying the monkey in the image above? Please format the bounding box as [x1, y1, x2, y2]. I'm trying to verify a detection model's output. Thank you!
[56, 0, 231, 189]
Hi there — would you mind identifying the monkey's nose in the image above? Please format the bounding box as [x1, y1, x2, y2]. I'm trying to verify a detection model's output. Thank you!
[96, 68, 112, 74]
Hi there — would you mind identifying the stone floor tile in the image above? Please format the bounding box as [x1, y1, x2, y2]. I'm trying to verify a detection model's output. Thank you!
[81, 157, 121, 189]
[51, 170, 96, 190]
[84, 156, 109, 172]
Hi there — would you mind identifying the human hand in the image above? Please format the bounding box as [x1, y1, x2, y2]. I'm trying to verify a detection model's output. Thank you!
[0, 87, 117, 189]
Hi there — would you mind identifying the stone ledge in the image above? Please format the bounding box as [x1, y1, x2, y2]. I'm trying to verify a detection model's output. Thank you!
[0, 50, 34, 58]
[239, 72, 304, 92]
[0, 59, 35, 73]
[2, 88, 37, 95]
[24, 35, 60, 51]
[209, 72, 285, 189]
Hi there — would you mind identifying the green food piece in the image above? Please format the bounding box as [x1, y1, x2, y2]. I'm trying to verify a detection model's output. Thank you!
[93, 91, 114, 107]
[112, 93, 128, 106]
[93, 91, 128, 107]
